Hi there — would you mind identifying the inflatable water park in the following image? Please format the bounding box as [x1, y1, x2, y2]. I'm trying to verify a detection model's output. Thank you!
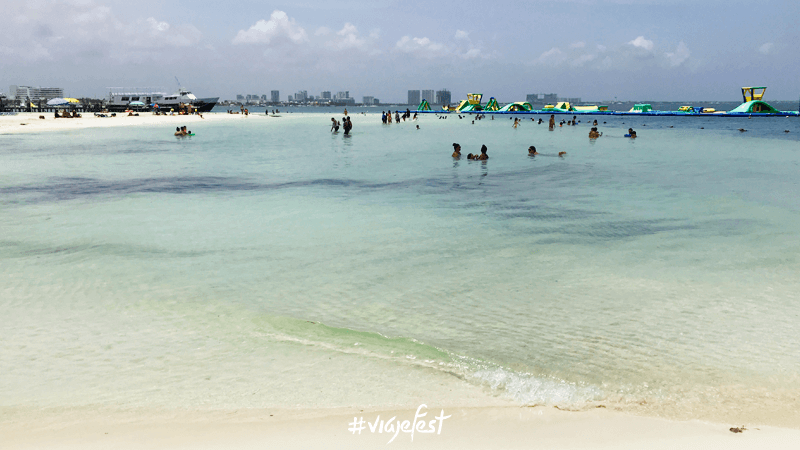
[415, 87, 799, 117]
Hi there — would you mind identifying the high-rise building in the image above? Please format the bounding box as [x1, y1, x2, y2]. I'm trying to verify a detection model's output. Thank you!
[334, 91, 350, 100]
[8, 85, 63, 101]
[421, 90, 435, 103]
[542, 93, 558, 103]
[435, 89, 451, 106]
[559, 97, 581, 104]
[321, 91, 331, 99]
[261, 94, 267, 101]
[288, 95, 293, 102]
[271, 90, 280, 103]
[407, 90, 420, 106]
[362, 96, 374, 105]
[526, 94, 540, 104]
[295, 90, 308, 102]
[236, 94, 245, 101]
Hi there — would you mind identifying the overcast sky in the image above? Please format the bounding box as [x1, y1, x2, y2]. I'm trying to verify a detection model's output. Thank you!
[1, 0, 798, 102]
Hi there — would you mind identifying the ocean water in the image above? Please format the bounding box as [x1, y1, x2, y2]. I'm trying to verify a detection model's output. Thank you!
[2, 113, 799, 426]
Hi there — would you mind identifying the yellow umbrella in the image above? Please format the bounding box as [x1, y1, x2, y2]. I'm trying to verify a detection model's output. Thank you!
[30, 102, 38, 108]
[65, 98, 81, 103]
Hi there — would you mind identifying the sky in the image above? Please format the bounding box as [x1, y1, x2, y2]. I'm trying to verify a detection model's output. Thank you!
[1, 0, 798, 102]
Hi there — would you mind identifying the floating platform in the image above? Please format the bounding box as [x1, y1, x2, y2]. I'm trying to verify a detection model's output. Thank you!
[413, 109, 799, 117]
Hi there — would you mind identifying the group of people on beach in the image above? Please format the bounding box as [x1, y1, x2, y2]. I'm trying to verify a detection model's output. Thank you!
[54, 110, 81, 118]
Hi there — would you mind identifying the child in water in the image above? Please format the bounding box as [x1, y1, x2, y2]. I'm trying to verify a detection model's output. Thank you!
[470, 145, 489, 160]
[452, 143, 461, 158]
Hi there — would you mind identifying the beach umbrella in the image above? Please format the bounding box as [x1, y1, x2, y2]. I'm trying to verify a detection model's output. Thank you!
[65, 98, 81, 104]
[47, 98, 70, 106]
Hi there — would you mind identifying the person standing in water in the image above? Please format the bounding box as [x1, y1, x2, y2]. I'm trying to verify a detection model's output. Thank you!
[343, 116, 352, 135]
[548, 114, 555, 130]
[331, 117, 340, 132]
[452, 143, 462, 158]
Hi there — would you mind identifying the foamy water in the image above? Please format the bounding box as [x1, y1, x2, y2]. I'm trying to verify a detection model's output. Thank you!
[1, 113, 799, 426]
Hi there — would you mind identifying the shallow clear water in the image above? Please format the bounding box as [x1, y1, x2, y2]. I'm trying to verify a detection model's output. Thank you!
[2, 113, 799, 426]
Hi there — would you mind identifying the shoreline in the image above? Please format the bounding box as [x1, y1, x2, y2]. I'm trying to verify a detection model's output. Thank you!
[3, 405, 799, 449]
[0, 111, 292, 135]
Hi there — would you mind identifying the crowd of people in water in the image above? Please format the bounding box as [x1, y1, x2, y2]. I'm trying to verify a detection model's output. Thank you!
[174, 126, 192, 137]
[331, 116, 353, 135]
[381, 109, 416, 123]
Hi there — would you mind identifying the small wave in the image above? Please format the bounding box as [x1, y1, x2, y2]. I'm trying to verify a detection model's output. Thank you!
[471, 367, 603, 407]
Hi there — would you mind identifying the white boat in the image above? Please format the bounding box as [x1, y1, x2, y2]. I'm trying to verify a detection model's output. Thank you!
[106, 87, 218, 112]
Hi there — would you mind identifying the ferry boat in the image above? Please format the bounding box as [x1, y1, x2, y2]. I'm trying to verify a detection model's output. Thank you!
[106, 87, 218, 112]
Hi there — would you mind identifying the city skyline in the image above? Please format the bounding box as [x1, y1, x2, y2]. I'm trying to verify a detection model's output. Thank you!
[1, 1, 798, 102]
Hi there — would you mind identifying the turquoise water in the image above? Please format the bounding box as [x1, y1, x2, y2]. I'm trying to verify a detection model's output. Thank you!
[2, 114, 799, 426]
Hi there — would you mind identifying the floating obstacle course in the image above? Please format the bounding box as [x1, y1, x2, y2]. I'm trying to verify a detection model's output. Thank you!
[414, 86, 799, 117]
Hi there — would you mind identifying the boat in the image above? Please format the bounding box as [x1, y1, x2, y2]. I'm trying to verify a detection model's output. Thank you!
[106, 87, 218, 112]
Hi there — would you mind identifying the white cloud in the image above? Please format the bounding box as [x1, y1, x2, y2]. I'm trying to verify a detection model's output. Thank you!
[664, 41, 690, 66]
[570, 41, 586, 49]
[536, 47, 566, 65]
[759, 42, 774, 54]
[0, 1, 203, 64]
[628, 36, 654, 51]
[571, 53, 596, 67]
[395, 36, 447, 55]
[455, 30, 469, 40]
[335, 23, 365, 49]
[147, 17, 169, 32]
[232, 10, 308, 45]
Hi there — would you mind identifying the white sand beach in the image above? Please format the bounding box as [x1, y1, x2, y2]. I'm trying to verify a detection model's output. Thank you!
[3, 406, 800, 449]
[0, 111, 262, 134]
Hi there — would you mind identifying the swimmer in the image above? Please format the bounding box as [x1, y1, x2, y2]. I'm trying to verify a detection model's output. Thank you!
[476, 145, 489, 160]
[549, 115, 555, 129]
[558, 151, 567, 157]
[593, 120, 598, 126]
[628, 128, 637, 138]
[416, 125, 420, 129]
[589, 127, 602, 139]
[528, 146, 538, 155]
[452, 143, 462, 158]
[174, 126, 182, 136]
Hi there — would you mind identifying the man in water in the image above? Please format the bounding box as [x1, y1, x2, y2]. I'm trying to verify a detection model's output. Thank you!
[452, 143, 461, 158]
[589, 127, 602, 139]
[628, 128, 637, 138]
[548, 115, 555, 129]
[528, 146, 538, 155]
[343, 116, 352, 135]
[331, 117, 340, 132]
